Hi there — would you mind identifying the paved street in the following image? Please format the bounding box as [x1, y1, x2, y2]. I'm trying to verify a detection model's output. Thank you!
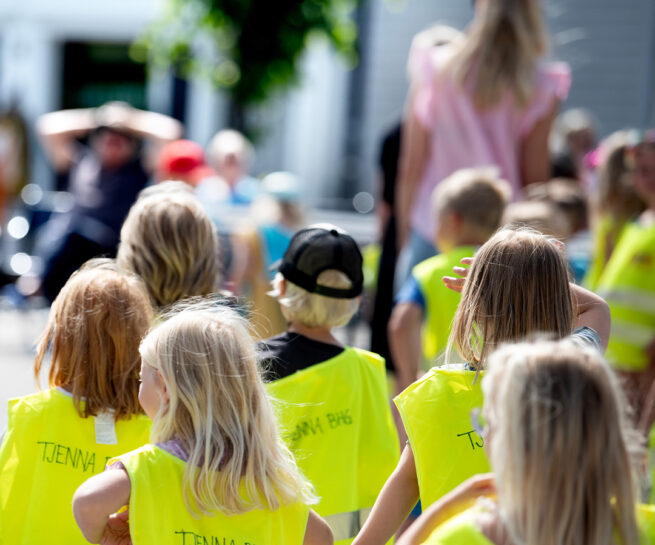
[0, 307, 49, 429]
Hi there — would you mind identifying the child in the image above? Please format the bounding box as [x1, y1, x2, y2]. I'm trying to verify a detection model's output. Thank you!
[596, 133, 655, 373]
[0, 259, 153, 543]
[259, 225, 400, 544]
[73, 305, 332, 544]
[116, 188, 221, 308]
[353, 228, 610, 545]
[390, 168, 510, 393]
[397, 338, 648, 545]
[585, 130, 645, 289]
[595, 134, 655, 433]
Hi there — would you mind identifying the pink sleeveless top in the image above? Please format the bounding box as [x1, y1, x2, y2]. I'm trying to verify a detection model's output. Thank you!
[408, 42, 571, 241]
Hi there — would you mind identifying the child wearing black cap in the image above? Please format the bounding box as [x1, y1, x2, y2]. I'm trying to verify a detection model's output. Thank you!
[259, 224, 399, 545]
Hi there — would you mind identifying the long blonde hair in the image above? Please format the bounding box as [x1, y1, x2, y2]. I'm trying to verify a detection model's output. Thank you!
[448, 228, 573, 367]
[446, 0, 548, 109]
[484, 339, 642, 545]
[117, 191, 220, 308]
[34, 259, 153, 419]
[139, 304, 316, 516]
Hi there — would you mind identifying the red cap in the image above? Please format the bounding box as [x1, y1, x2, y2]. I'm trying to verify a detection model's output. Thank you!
[157, 139, 213, 186]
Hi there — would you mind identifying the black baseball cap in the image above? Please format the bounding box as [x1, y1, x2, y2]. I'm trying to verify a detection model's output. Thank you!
[278, 224, 363, 299]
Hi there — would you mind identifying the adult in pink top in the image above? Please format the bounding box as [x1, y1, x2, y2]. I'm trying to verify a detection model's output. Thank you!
[394, 0, 571, 289]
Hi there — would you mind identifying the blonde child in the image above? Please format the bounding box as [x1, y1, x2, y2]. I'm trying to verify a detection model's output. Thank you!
[353, 228, 610, 545]
[259, 225, 400, 544]
[116, 188, 221, 308]
[0, 259, 153, 543]
[390, 168, 510, 393]
[397, 339, 649, 545]
[73, 305, 332, 544]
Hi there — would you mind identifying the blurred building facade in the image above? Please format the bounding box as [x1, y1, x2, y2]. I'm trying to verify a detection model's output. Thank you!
[0, 0, 654, 204]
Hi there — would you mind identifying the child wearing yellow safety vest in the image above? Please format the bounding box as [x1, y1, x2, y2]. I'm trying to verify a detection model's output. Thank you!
[0, 259, 153, 543]
[353, 228, 611, 545]
[390, 168, 510, 394]
[395, 339, 655, 545]
[258, 225, 400, 544]
[73, 305, 333, 545]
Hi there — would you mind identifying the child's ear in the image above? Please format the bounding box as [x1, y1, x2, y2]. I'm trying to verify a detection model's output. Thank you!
[279, 278, 287, 297]
[157, 370, 170, 405]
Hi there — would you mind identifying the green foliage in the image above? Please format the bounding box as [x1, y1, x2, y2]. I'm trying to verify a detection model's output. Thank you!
[134, 0, 361, 107]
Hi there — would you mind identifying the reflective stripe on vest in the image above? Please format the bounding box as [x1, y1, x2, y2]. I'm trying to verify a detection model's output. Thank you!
[324, 507, 372, 541]
[596, 222, 655, 371]
[116, 444, 309, 545]
[266, 347, 400, 544]
[0, 389, 151, 543]
[395, 367, 490, 508]
[412, 246, 475, 366]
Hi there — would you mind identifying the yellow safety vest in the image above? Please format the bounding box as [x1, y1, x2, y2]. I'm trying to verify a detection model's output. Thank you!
[114, 444, 309, 545]
[395, 367, 489, 508]
[266, 347, 400, 544]
[412, 247, 475, 367]
[419, 507, 492, 545]
[596, 222, 655, 371]
[0, 388, 151, 544]
[419, 504, 655, 545]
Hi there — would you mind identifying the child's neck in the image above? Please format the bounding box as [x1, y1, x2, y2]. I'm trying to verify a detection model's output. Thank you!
[287, 322, 343, 347]
[639, 208, 655, 226]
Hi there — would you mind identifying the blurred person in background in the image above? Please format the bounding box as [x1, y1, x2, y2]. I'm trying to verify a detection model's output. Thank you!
[35, 101, 182, 301]
[596, 132, 655, 426]
[196, 128, 260, 206]
[394, 0, 570, 291]
[524, 178, 590, 281]
[585, 130, 647, 289]
[230, 171, 305, 339]
[550, 107, 598, 181]
[155, 139, 217, 186]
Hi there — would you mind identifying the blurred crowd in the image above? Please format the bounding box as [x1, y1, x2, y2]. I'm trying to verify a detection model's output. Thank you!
[1, 0, 655, 544]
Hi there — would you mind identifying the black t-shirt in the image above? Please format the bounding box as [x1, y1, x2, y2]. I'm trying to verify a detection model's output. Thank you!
[258, 332, 344, 382]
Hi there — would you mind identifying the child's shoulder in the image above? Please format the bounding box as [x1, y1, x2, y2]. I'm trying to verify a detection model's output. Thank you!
[8, 388, 66, 415]
[413, 246, 476, 281]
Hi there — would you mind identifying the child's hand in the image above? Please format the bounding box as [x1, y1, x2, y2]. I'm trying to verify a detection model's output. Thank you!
[442, 257, 473, 293]
[100, 510, 131, 545]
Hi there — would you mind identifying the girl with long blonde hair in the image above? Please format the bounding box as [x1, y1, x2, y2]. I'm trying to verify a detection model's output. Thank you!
[0, 259, 153, 543]
[395, 0, 569, 290]
[397, 339, 646, 545]
[73, 304, 333, 545]
[353, 228, 610, 545]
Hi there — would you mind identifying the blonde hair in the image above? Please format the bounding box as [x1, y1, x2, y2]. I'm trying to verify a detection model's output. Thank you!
[117, 191, 220, 308]
[139, 304, 316, 515]
[433, 167, 511, 238]
[34, 259, 153, 419]
[271, 270, 359, 329]
[484, 339, 642, 545]
[449, 228, 573, 367]
[524, 178, 589, 234]
[446, 0, 548, 109]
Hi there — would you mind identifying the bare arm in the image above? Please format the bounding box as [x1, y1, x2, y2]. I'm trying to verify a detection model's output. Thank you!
[36, 108, 97, 172]
[73, 469, 131, 543]
[396, 92, 431, 250]
[395, 474, 496, 545]
[389, 303, 424, 395]
[570, 283, 611, 352]
[353, 445, 420, 545]
[304, 510, 334, 545]
[520, 99, 560, 188]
